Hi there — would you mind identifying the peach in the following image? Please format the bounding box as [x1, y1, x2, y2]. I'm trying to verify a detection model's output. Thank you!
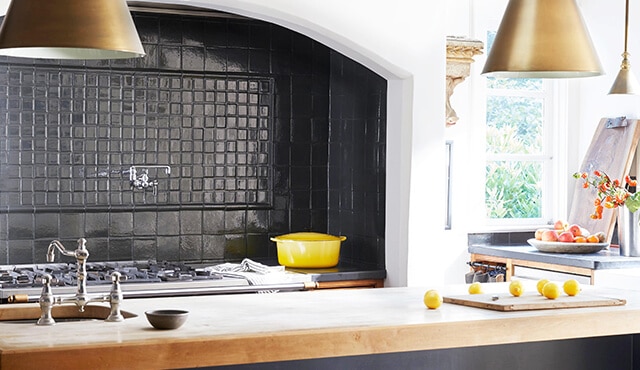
[534, 228, 549, 240]
[554, 219, 568, 232]
[574, 236, 587, 243]
[586, 234, 600, 243]
[568, 224, 582, 237]
[558, 231, 574, 243]
[540, 230, 559, 242]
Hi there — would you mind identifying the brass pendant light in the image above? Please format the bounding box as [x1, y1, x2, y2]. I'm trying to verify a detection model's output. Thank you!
[482, 0, 603, 78]
[0, 0, 145, 60]
[609, 0, 640, 94]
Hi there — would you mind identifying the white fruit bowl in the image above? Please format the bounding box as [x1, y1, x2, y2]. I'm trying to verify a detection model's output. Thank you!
[527, 238, 609, 254]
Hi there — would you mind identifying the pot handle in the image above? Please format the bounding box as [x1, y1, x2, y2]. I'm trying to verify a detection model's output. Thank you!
[339, 236, 347, 241]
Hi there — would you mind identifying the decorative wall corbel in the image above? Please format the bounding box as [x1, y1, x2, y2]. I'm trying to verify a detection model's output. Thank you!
[446, 36, 483, 126]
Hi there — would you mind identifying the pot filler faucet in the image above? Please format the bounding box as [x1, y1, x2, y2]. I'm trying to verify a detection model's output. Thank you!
[128, 165, 171, 196]
[38, 238, 124, 326]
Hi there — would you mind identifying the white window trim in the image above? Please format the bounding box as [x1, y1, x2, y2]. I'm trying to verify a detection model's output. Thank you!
[468, 0, 570, 231]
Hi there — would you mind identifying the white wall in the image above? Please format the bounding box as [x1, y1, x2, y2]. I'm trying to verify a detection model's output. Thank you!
[576, 0, 640, 166]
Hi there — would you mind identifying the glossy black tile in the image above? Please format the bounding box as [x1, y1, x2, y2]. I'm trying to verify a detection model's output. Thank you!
[0, 214, 7, 239]
[84, 237, 108, 261]
[249, 49, 270, 73]
[203, 20, 227, 47]
[224, 234, 246, 260]
[205, 47, 227, 72]
[182, 46, 205, 71]
[8, 240, 33, 264]
[227, 22, 250, 48]
[134, 211, 157, 236]
[247, 233, 270, 258]
[224, 211, 246, 234]
[180, 235, 202, 261]
[159, 16, 183, 44]
[0, 12, 386, 269]
[157, 211, 180, 236]
[156, 236, 180, 261]
[226, 48, 249, 72]
[133, 238, 157, 260]
[8, 213, 33, 240]
[109, 238, 133, 260]
[134, 15, 159, 44]
[180, 210, 202, 235]
[159, 45, 182, 70]
[0, 240, 7, 264]
[110, 213, 133, 237]
[34, 213, 58, 239]
[182, 18, 204, 47]
[201, 234, 224, 260]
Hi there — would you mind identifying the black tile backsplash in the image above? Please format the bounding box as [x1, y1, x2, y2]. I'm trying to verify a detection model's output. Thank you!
[0, 11, 386, 268]
[467, 232, 533, 246]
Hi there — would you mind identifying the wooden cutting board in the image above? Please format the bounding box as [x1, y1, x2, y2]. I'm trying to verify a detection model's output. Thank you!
[569, 117, 640, 243]
[443, 292, 626, 312]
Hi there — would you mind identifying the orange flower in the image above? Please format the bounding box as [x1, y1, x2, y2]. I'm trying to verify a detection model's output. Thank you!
[573, 170, 639, 218]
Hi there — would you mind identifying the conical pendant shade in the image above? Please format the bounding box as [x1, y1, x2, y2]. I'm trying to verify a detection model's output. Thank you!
[0, 0, 145, 60]
[609, 66, 640, 94]
[482, 0, 603, 78]
[608, 0, 640, 94]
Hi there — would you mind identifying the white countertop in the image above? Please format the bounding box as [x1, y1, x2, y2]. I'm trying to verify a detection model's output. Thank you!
[0, 282, 638, 369]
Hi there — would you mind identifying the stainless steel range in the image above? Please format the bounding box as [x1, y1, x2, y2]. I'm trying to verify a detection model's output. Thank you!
[0, 260, 251, 302]
[0, 238, 316, 305]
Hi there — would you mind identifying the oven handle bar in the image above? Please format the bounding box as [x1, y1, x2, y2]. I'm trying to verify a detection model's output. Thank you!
[4, 281, 319, 304]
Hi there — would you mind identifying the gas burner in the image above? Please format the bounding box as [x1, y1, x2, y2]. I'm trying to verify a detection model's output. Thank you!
[0, 260, 224, 289]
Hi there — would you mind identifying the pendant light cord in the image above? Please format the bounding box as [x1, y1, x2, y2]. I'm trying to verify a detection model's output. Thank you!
[624, 0, 630, 55]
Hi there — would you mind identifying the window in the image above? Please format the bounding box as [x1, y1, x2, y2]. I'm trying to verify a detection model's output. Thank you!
[472, 0, 567, 228]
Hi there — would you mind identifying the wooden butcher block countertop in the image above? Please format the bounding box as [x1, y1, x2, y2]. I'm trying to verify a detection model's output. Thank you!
[1, 283, 639, 369]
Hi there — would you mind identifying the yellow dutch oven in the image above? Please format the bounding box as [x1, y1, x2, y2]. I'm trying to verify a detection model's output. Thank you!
[270, 232, 346, 268]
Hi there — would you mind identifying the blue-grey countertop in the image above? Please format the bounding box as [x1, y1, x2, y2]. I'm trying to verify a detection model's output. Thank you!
[251, 258, 386, 282]
[468, 244, 640, 270]
[286, 263, 386, 282]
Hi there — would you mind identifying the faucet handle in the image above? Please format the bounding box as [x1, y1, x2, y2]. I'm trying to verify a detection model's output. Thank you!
[36, 274, 56, 326]
[105, 272, 124, 322]
[111, 271, 124, 283]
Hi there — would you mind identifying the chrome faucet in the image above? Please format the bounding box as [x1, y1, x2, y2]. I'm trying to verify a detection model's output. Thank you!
[47, 238, 90, 309]
[38, 238, 125, 326]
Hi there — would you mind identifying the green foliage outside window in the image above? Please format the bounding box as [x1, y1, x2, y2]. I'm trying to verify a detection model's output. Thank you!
[484, 30, 545, 219]
[486, 96, 543, 154]
[485, 160, 543, 219]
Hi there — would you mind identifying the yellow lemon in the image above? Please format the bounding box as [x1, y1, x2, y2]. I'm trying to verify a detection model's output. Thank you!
[468, 282, 483, 294]
[542, 282, 561, 300]
[536, 279, 549, 295]
[563, 279, 581, 296]
[423, 290, 443, 309]
[509, 280, 524, 297]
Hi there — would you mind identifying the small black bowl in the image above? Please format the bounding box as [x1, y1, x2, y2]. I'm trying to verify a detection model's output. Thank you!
[145, 309, 189, 330]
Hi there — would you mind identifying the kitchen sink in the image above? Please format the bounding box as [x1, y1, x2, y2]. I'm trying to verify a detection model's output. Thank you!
[0, 304, 137, 324]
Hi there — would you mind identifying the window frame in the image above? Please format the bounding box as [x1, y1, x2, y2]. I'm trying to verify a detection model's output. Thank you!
[470, 0, 570, 230]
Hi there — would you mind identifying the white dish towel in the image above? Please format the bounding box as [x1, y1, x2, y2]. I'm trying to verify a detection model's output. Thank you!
[203, 259, 286, 293]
